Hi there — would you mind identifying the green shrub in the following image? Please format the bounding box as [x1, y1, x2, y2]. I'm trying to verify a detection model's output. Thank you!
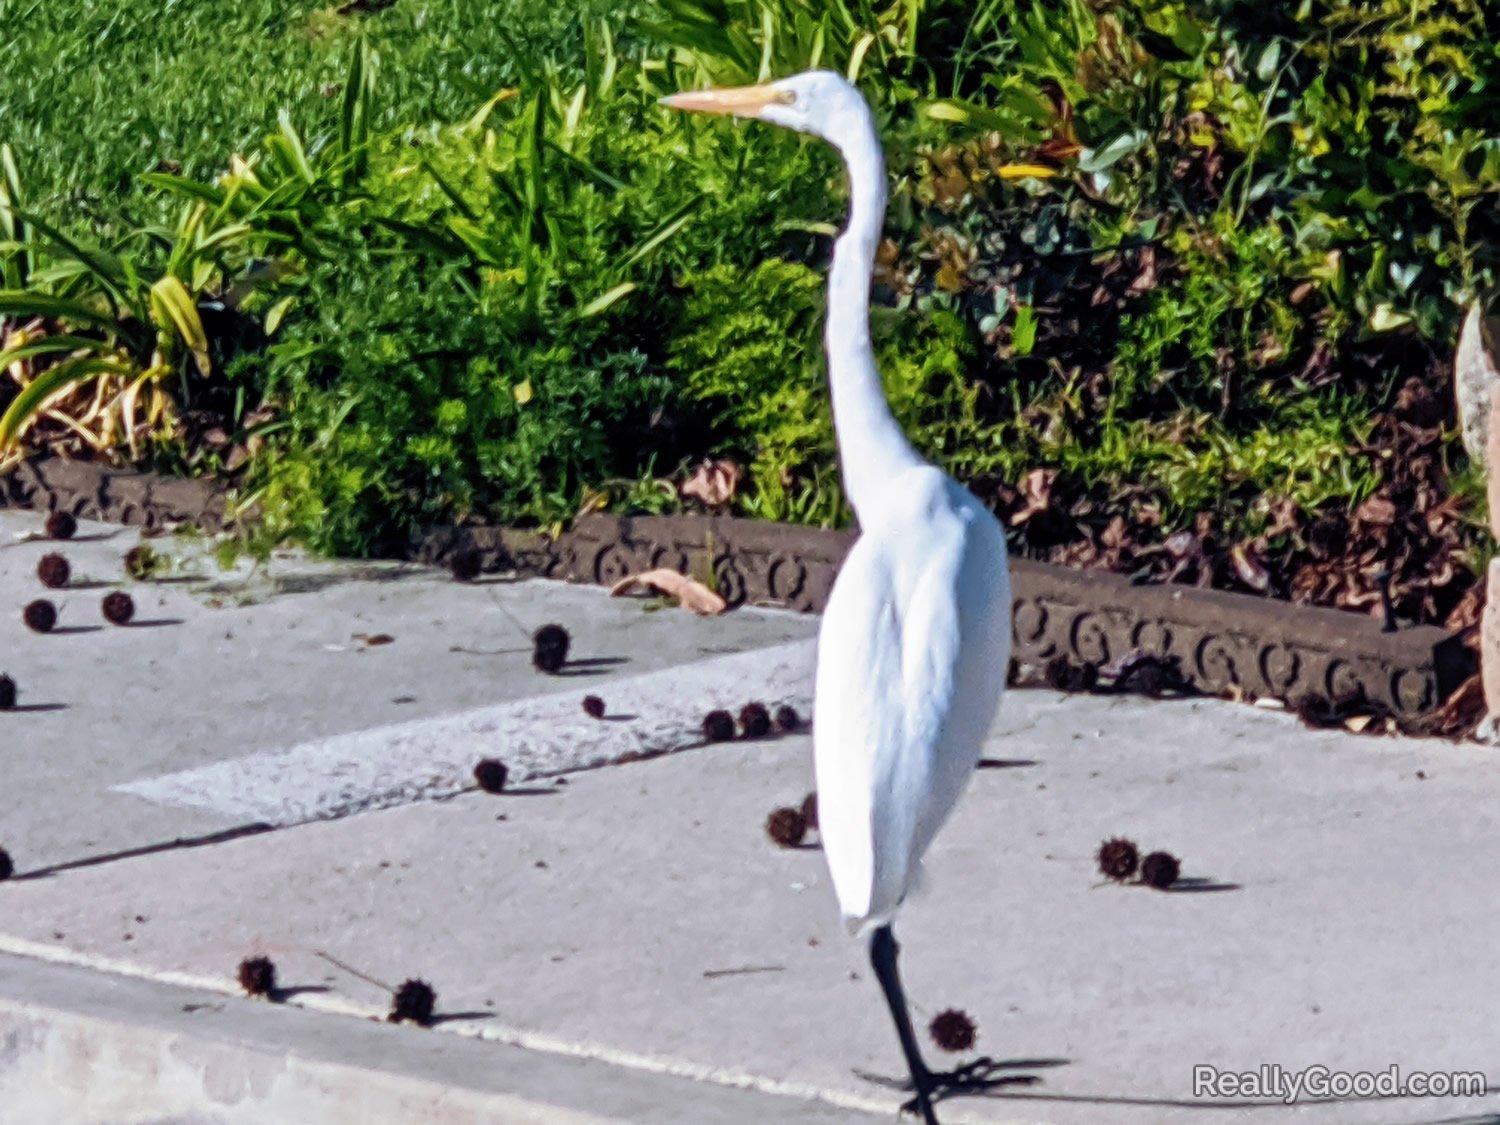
[670, 257, 999, 525]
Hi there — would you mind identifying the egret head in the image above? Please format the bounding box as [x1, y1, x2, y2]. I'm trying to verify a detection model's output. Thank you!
[660, 71, 869, 145]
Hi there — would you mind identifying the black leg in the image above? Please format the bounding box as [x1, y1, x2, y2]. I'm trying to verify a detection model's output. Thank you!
[869, 924, 940, 1125]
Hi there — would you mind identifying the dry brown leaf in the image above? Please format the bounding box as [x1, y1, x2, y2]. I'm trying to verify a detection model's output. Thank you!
[1354, 496, 1397, 527]
[1229, 543, 1271, 594]
[609, 568, 727, 616]
[679, 459, 743, 508]
[1010, 468, 1057, 526]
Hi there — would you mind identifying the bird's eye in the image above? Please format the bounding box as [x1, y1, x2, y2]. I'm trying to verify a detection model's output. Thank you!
[775, 89, 797, 106]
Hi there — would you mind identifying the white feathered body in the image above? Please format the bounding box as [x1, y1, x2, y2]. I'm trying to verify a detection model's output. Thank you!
[813, 465, 1012, 932]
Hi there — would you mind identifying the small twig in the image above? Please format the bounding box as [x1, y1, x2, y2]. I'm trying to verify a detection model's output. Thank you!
[1375, 568, 1397, 633]
[702, 965, 785, 979]
[486, 590, 534, 643]
[315, 950, 394, 993]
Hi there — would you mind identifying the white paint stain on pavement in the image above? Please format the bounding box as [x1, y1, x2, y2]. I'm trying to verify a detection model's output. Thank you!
[116, 640, 816, 826]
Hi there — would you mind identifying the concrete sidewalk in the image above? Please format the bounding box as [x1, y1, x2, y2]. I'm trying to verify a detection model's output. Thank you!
[0, 510, 816, 868]
[1, 509, 1498, 1124]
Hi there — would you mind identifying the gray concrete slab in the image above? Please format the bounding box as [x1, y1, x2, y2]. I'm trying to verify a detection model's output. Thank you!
[0, 510, 817, 867]
[1, 687, 1496, 1123]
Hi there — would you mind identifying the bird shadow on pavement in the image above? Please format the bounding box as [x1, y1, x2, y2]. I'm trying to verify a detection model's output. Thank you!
[858, 1056, 1070, 1110]
[958, 1088, 1500, 1116]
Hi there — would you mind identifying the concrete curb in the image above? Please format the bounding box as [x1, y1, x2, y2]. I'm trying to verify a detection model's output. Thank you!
[0, 950, 883, 1124]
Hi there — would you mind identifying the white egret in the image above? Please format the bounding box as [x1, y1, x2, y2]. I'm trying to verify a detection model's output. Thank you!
[663, 73, 1013, 1124]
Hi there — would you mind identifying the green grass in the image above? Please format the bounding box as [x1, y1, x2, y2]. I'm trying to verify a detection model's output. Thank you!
[0, 0, 612, 214]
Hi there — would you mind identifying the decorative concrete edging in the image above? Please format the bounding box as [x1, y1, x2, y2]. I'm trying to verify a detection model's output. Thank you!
[0, 457, 232, 534]
[413, 513, 1475, 723]
[0, 458, 1472, 721]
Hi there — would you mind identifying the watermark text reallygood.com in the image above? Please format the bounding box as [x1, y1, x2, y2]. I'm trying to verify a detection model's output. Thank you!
[1193, 1065, 1485, 1105]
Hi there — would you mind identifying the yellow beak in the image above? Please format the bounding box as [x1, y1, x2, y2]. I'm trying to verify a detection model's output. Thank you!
[659, 84, 793, 118]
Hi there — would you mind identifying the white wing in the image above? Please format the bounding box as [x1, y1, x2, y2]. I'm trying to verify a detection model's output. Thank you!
[813, 467, 1011, 932]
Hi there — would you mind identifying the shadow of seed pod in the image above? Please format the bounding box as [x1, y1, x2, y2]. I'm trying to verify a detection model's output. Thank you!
[929, 1009, 976, 1053]
[0, 675, 15, 711]
[1140, 851, 1181, 889]
[102, 591, 135, 625]
[582, 695, 605, 719]
[36, 554, 70, 589]
[1096, 837, 1139, 882]
[739, 702, 771, 738]
[388, 979, 436, 1026]
[44, 511, 76, 540]
[702, 710, 735, 742]
[473, 758, 508, 794]
[23, 600, 57, 633]
[765, 806, 807, 848]
[237, 956, 277, 997]
[532, 624, 570, 673]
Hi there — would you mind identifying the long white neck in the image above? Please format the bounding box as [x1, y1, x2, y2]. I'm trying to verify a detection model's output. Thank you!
[824, 111, 923, 525]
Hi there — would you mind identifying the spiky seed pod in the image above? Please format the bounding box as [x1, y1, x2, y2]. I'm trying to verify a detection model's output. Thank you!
[473, 758, 508, 794]
[36, 553, 70, 589]
[450, 547, 482, 583]
[532, 623, 570, 673]
[773, 704, 800, 732]
[0, 847, 12, 880]
[800, 791, 818, 831]
[765, 806, 807, 848]
[388, 979, 436, 1026]
[44, 511, 76, 540]
[0, 674, 15, 711]
[23, 600, 57, 633]
[125, 544, 158, 580]
[237, 956, 277, 997]
[739, 701, 771, 739]
[102, 591, 135, 625]
[702, 709, 735, 743]
[929, 1009, 977, 1053]
[1140, 851, 1181, 889]
[1096, 837, 1140, 882]
[582, 695, 605, 719]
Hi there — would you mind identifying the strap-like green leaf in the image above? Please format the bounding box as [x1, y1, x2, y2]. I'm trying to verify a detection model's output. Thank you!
[149, 275, 211, 375]
[0, 355, 133, 449]
[18, 211, 129, 311]
[0, 290, 119, 331]
[576, 281, 636, 319]
[0, 335, 112, 370]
